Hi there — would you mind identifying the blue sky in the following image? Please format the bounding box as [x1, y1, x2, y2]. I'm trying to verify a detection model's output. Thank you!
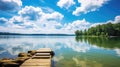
[0, 0, 120, 34]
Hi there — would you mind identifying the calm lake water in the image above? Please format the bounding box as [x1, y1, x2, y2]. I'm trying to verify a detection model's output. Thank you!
[0, 35, 120, 67]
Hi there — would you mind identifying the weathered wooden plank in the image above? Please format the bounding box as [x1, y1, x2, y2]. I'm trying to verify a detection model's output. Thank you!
[32, 57, 51, 59]
[22, 66, 51, 67]
[20, 48, 52, 67]
[36, 48, 52, 53]
[33, 55, 51, 57]
[21, 63, 50, 66]
[35, 53, 50, 56]
[24, 59, 50, 63]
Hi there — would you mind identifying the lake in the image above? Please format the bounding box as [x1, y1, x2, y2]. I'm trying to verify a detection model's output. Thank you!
[0, 35, 120, 67]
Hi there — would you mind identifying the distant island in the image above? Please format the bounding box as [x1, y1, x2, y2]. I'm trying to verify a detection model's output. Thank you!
[75, 22, 120, 37]
[0, 32, 75, 36]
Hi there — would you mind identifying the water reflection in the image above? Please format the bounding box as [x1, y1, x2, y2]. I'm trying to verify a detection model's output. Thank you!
[0, 36, 91, 57]
[73, 57, 103, 67]
[0, 35, 120, 67]
[75, 36, 120, 56]
[75, 36, 120, 49]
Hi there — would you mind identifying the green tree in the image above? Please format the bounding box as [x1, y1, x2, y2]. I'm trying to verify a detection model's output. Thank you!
[75, 22, 120, 36]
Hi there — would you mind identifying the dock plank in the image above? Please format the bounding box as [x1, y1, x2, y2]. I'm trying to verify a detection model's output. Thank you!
[20, 48, 52, 67]
[21, 66, 50, 67]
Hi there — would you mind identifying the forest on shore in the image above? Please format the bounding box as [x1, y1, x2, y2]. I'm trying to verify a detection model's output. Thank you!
[75, 23, 120, 37]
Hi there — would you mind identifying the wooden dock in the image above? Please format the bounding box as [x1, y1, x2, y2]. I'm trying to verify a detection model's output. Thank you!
[20, 48, 53, 67]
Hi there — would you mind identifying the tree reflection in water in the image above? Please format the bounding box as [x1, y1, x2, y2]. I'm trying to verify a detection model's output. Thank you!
[75, 36, 120, 49]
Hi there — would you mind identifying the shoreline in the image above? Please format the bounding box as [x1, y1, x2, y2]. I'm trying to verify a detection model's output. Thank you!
[75, 35, 120, 38]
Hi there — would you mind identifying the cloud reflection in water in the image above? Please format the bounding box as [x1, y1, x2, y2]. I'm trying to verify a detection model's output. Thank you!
[0, 36, 91, 57]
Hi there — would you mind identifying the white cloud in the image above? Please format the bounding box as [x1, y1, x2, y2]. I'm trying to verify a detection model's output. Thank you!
[18, 6, 43, 21]
[17, 6, 64, 34]
[0, 6, 66, 34]
[105, 15, 120, 24]
[114, 16, 120, 23]
[0, 17, 8, 24]
[0, 17, 9, 28]
[0, 0, 22, 11]
[0, 5, 92, 34]
[3, 0, 22, 6]
[90, 15, 120, 27]
[57, 0, 75, 9]
[42, 15, 120, 34]
[73, 0, 108, 16]
[0, 17, 8, 21]
[63, 19, 91, 32]
[18, 6, 64, 21]
[90, 23, 104, 27]
[2, 5, 119, 34]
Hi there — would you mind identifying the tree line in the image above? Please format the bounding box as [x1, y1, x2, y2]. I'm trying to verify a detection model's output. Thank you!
[75, 22, 120, 36]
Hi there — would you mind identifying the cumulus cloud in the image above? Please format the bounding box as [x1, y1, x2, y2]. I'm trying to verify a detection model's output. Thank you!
[90, 15, 120, 27]
[0, 13, 91, 34]
[0, 0, 22, 11]
[63, 19, 91, 32]
[18, 6, 64, 21]
[0, 6, 65, 34]
[18, 6, 42, 21]
[9, 16, 38, 30]
[0, 17, 8, 26]
[17, 6, 64, 34]
[114, 16, 120, 23]
[57, 0, 75, 9]
[105, 15, 120, 24]
[1, 6, 119, 34]
[72, 0, 108, 16]
[90, 23, 104, 27]
[1, 5, 119, 34]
